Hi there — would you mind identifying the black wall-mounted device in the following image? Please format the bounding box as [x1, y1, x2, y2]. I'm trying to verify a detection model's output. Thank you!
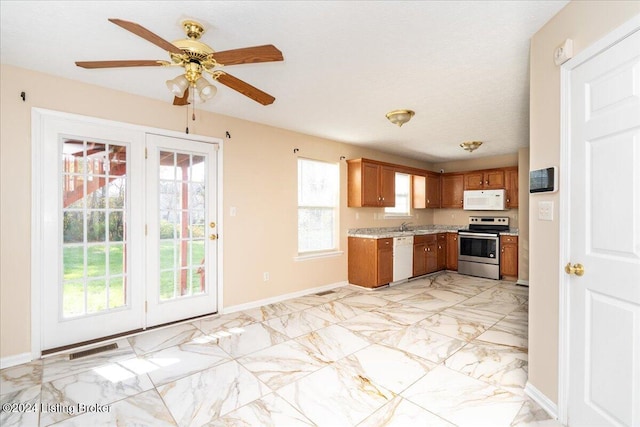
[529, 167, 557, 193]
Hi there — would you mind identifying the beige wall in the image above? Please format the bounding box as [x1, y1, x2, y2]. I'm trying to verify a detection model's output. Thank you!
[528, 1, 639, 404]
[0, 64, 436, 359]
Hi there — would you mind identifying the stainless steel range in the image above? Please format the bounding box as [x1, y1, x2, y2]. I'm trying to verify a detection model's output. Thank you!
[458, 216, 510, 280]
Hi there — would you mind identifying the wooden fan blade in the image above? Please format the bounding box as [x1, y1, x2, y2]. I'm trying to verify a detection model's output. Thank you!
[213, 45, 283, 66]
[173, 87, 190, 106]
[75, 60, 166, 69]
[216, 73, 275, 105]
[108, 18, 183, 55]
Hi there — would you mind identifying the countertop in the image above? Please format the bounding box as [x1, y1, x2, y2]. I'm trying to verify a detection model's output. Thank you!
[348, 225, 518, 239]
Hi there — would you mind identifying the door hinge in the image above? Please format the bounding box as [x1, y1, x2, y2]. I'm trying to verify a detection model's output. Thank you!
[145, 301, 148, 313]
[145, 224, 148, 236]
[145, 147, 148, 159]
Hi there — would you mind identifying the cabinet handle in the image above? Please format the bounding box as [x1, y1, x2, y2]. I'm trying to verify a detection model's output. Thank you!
[486, 180, 489, 185]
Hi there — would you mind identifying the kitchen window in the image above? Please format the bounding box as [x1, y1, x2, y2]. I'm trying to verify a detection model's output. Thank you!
[297, 158, 339, 255]
[385, 172, 411, 217]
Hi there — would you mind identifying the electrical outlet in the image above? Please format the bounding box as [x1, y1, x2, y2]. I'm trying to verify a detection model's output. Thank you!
[230, 206, 237, 217]
[263, 272, 270, 281]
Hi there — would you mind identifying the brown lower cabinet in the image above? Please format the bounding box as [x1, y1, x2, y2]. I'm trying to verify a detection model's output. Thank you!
[446, 232, 458, 270]
[348, 237, 393, 288]
[500, 235, 518, 279]
[413, 234, 445, 276]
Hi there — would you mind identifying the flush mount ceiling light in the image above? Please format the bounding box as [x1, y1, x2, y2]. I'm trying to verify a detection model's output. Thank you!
[460, 141, 483, 153]
[386, 110, 415, 127]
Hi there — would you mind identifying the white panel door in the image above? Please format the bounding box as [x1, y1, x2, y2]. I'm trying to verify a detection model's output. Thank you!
[567, 29, 640, 426]
[145, 134, 218, 326]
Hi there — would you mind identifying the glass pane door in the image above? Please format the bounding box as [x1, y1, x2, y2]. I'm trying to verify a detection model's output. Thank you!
[61, 139, 129, 317]
[40, 115, 145, 351]
[145, 134, 218, 326]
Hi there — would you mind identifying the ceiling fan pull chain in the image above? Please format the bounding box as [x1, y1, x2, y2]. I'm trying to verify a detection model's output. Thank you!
[185, 98, 190, 134]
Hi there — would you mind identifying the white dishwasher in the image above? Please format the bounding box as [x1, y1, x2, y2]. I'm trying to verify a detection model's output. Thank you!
[392, 236, 414, 285]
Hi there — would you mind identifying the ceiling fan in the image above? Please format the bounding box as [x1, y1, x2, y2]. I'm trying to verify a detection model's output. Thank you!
[75, 18, 283, 106]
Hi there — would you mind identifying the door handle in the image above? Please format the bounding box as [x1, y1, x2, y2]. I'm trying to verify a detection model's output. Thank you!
[564, 262, 584, 276]
[209, 234, 218, 240]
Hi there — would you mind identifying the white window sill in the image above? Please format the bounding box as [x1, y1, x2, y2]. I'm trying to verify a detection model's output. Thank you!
[294, 250, 344, 262]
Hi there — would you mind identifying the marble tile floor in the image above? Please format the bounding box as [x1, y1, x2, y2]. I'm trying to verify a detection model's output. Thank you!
[1, 272, 560, 427]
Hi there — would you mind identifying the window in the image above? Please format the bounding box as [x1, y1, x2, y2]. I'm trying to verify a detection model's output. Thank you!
[385, 172, 411, 216]
[298, 158, 339, 253]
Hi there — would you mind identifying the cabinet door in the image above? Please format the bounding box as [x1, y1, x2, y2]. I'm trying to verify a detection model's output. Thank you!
[426, 174, 441, 208]
[505, 167, 519, 208]
[464, 172, 484, 190]
[377, 246, 394, 285]
[425, 243, 438, 273]
[441, 174, 464, 208]
[413, 243, 426, 276]
[437, 241, 446, 270]
[446, 233, 458, 270]
[379, 166, 396, 207]
[362, 162, 381, 206]
[484, 170, 505, 189]
[500, 236, 518, 278]
[348, 237, 377, 287]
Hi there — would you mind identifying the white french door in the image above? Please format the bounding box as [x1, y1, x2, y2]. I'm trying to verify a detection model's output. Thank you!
[145, 134, 218, 326]
[36, 111, 219, 351]
[564, 26, 640, 426]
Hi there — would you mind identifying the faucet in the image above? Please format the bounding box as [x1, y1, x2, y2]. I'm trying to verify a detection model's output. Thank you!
[400, 222, 412, 232]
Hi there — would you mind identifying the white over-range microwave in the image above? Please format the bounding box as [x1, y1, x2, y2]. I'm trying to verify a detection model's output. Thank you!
[463, 189, 506, 211]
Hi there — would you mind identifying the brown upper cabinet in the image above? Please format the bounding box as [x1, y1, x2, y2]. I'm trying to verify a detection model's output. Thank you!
[440, 173, 464, 208]
[504, 167, 519, 208]
[464, 169, 505, 190]
[347, 159, 396, 207]
[346, 158, 518, 210]
[412, 173, 441, 208]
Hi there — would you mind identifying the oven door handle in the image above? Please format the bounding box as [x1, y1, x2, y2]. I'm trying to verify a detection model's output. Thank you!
[458, 232, 499, 238]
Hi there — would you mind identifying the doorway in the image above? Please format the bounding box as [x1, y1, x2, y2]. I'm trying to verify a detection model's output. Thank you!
[559, 19, 640, 425]
[33, 110, 222, 354]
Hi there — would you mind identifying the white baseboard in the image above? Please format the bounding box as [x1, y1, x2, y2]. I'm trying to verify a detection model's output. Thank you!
[222, 281, 348, 314]
[516, 279, 529, 286]
[0, 352, 33, 369]
[524, 381, 558, 420]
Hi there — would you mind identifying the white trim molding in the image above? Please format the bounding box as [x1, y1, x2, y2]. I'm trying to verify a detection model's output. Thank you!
[222, 281, 348, 314]
[525, 381, 559, 421]
[0, 353, 33, 370]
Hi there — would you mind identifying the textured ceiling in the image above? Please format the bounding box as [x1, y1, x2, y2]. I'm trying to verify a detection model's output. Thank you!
[0, 0, 568, 162]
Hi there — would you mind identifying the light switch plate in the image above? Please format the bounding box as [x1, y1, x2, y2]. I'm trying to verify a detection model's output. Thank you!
[538, 201, 554, 221]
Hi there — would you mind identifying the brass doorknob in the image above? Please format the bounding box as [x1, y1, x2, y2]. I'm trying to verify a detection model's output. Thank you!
[565, 262, 584, 276]
[209, 234, 218, 240]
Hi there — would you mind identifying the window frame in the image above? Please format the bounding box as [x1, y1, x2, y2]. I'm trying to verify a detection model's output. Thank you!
[384, 172, 413, 218]
[296, 157, 341, 259]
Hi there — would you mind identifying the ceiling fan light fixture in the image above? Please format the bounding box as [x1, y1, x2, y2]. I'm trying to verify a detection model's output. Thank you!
[166, 74, 189, 96]
[195, 76, 217, 100]
[460, 141, 483, 152]
[386, 109, 415, 127]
